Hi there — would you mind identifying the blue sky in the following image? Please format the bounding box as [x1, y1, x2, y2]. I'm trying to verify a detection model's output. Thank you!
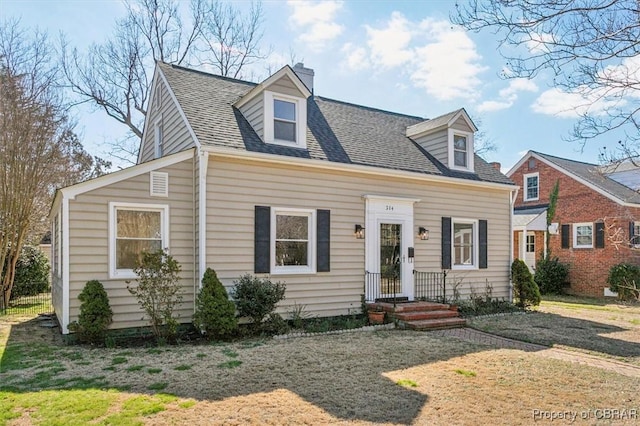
[3, 0, 618, 171]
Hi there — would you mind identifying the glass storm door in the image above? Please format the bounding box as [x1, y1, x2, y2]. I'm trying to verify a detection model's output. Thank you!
[380, 223, 402, 296]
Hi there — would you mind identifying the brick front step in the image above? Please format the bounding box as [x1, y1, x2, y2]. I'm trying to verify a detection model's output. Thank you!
[402, 317, 467, 330]
[394, 310, 460, 321]
[370, 301, 450, 313]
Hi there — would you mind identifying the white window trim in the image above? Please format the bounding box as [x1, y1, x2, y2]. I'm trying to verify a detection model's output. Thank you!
[452, 218, 479, 270]
[573, 222, 593, 249]
[523, 172, 539, 201]
[154, 116, 163, 159]
[447, 129, 474, 172]
[633, 222, 640, 248]
[270, 207, 316, 275]
[108, 202, 170, 279]
[263, 91, 307, 149]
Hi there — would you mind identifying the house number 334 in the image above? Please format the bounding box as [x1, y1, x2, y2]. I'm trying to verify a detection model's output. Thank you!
[385, 205, 394, 211]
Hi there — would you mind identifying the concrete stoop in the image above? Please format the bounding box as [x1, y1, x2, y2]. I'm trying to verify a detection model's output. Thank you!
[368, 301, 466, 331]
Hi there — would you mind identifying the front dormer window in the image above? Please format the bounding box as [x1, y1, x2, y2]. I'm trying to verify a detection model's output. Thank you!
[274, 99, 296, 142]
[453, 135, 468, 167]
[447, 129, 474, 172]
[264, 91, 307, 149]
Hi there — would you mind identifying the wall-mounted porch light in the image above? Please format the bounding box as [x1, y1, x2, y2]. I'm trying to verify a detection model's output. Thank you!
[418, 227, 429, 240]
[355, 224, 365, 239]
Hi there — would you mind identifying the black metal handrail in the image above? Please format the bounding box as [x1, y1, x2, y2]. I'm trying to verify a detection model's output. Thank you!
[413, 270, 447, 303]
[364, 270, 447, 305]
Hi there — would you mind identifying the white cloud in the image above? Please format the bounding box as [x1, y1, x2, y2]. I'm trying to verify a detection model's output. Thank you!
[288, 1, 344, 50]
[341, 42, 370, 71]
[365, 11, 413, 68]
[410, 18, 487, 100]
[476, 78, 538, 113]
[477, 100, 513, 113]
[341, 13, 487, 101]
[525, 32, 555, 54]
[532, 87, 625, 118]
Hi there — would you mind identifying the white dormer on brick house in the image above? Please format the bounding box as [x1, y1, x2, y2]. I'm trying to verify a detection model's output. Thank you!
[405, 108, 478, 173]
[235, 65, 312, 149]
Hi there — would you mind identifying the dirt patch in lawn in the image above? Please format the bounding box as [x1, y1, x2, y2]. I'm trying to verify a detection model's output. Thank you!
[2, 316, 640, 425]
[469, 298, 640, 366]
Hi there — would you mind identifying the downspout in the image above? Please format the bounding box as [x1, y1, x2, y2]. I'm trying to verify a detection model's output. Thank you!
[192, 152, 198, 311]
[509, 188, 519, 302]
[198, 149, 209, 291]
[62, 196, 70, 334]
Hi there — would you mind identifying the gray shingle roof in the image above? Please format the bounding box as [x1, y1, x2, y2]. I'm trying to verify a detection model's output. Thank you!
[160, 62, 513, 185]
[533, 151, 640, 204]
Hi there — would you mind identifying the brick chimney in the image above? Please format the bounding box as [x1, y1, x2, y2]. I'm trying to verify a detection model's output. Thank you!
[292, 63, 314, 94]
[490, 162, 501, 172]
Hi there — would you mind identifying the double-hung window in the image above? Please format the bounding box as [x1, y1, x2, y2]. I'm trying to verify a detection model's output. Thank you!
[573, 222, 593, 248]
[453, 135, 468, 168]
[524, 173, 539, 201]
[109, 202, 169, 278]
[452, 219, 478, 269]
[264, 91, 307, 148]
[448, 129, 474, 172]
[272, 208, 315, 274]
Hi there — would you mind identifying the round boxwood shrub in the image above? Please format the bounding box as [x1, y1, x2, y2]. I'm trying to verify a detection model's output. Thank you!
[69, 280, 113, 344]
[231, 274, 286, 332]
[511, 259, 541, 308]
[607, 263, 640, 301]
[193, 268, 238, 339]
[534, 257, 570, 295]
[8, 245, 50, 299]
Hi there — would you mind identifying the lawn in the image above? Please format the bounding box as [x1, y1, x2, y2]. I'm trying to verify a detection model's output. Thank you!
[1, 298, 639, 425]
[470, 295, 640, 366]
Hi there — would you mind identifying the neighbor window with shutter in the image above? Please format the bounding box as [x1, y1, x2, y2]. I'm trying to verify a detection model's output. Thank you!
[573, 222, 593, 248]
[109, 202, 169, 279]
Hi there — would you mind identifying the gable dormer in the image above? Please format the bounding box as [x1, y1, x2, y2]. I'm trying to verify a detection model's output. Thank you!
[405, 109, 477, 173]
[235, 65, 312, 150]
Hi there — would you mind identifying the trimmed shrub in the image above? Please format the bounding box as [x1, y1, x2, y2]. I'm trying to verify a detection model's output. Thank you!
[193, 268, 238, 339]
[607, 263, 640, 301]
[128, 249, 183, 342]
[262, 313, 290, 336]
[69, 280, 113, 344]
[534, 257, 570, 295]
[231, 274, 286, 332]
[511, 259, 541, 308]
[8, 246, 50, 299]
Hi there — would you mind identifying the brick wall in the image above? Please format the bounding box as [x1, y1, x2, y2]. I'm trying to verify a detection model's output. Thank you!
[511, 155, 640, 296]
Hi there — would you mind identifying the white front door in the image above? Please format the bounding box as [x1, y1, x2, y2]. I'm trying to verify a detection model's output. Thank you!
[520, 231, 536, 271]
[364, 195, 419, 301]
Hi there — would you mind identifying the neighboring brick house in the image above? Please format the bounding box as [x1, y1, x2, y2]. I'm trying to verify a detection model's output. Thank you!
[507, 151, 640, 297]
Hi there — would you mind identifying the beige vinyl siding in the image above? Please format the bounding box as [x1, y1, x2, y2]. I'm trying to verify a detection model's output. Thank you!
[452, 115, 474, 133]
[67, 159, 195, 330]
[269, 75, 305, 98]
[414, 129, 448, 166]
[239, 93, 264, 141]
[207, 156, 512, 317]
[139, 79, 196, 163]
[51, 211, 63, 320]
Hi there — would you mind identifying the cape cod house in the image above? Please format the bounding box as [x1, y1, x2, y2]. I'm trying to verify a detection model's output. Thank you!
[508, 150, 640, 296]
[50, 62, 517, 334]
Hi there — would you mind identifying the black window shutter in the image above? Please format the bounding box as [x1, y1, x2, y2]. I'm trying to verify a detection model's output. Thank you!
[595, 222, 605, 248]
[316, 209, 330, 272]
[561, 224, 570, 249]
[630, 221, 636, 247]
[479, 219, 488, 269]
[254, 206, 270, 273]
[442, 217, 451, 269]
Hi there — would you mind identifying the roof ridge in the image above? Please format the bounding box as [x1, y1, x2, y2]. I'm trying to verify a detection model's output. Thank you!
[315, 96, 424, 121]
[532, 150, 598, 167]
[159, 61, 257, 87]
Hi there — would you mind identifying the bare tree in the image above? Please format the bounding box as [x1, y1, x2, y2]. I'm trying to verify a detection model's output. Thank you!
[0, 21, 106, 309]
[453, 1, 640, 160]
[61, 0, 267, 164]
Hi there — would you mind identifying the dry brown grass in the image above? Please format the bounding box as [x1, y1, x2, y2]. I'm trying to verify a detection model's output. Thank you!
[2, 311, 640, 425]
[470, 297, 640, 366]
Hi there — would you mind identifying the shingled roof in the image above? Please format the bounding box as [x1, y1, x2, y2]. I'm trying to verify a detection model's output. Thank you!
[532, 151, 640, 204]
[159, 62, 513, 185]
